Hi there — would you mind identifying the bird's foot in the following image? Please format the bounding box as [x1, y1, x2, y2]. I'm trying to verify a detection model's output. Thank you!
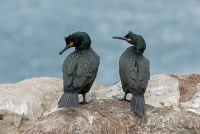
[112, 95, 131, 102]
[79, 98, 95, 104]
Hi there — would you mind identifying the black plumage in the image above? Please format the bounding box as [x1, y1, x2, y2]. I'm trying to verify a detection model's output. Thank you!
[113, 31, 150, 115]
[58, 31, 100, 108]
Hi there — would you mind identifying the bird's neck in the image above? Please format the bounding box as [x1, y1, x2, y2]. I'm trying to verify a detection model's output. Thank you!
[125, 46, 143, 54]
[75, 47, 90, 51]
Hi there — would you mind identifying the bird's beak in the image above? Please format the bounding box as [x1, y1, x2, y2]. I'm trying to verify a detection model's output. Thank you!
[112, 36, 131, 42]
[59, 42, 74, 55]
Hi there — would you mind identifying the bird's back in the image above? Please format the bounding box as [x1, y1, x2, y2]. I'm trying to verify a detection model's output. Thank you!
[119, 46, 150, 95]
[62, 48, 100, 93]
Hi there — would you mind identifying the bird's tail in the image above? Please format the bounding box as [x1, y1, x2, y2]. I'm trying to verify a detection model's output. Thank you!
[58, 92, 79, 108]
[131, 94, 146, 115]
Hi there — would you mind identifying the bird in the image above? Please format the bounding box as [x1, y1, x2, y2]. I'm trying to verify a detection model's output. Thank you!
[112, 31, 150, 115]
[58, 31, 100, 108]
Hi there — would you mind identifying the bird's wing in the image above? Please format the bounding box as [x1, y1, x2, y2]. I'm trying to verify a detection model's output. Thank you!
[62, 52, 79, 91]
[119, 50, 137, 88]
[136, 54, 150, 90]
[74, 49, 99, 88]
[120, 50, 150, 95]
[62, 49, 99, 92]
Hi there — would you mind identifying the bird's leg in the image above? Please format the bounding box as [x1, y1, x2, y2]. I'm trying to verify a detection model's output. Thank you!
[79, 94, 95, 104]
[112, 92, 131, 102]
[79, 94, 87, 104]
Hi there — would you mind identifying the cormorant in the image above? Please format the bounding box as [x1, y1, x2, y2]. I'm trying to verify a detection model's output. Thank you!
[112, 31, 150, 115]
[58, 31, 100, 108]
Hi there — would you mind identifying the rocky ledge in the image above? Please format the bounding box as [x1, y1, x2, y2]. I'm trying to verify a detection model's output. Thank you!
[0, 74, 200, 134]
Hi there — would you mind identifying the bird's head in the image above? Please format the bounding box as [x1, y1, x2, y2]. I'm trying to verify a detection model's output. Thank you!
[112, 31, 137, 45]
[124, 31, 137, 44]
[112, 31, 146, 54]
[59, 32, 91, 55]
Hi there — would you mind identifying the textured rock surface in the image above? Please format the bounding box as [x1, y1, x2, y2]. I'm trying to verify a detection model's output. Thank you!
[1, 74, 200, 134]
[180, 83, 200, 115]
[94, 82, 131, 100]
[94, 74, 180, 109]
[24, 74, 200, 134]
[171, 74, 200, 102]
[145, 74, 180, 109]
[0, 78, 103, 134]
[90, 82, 105, 91]
[24, 100, 200, 134]
[78, 82, 105, 102]
[0, 77, 63, 134]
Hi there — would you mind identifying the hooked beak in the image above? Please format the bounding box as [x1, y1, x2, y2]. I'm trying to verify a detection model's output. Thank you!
[112, 36, 131, 42]
[59, 42, 74, 55]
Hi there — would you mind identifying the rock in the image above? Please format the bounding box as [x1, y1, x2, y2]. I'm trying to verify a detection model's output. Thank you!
[24, 99, 200, 134]
[96, 82, 124, 99]
[95, 74, 180, 109]
[78, 82, 105, 102]
[0, 77, 63, 134]
[2, 74, 200, 133]
[0, 77, 104, 134]
[145, 74, 180, 109]
[171, 74, 200, 102]
[90, 82, 105, 91]
[170, 74, 200, 116]
[24, 74, 200, 133]
[180, 83, 200, 115]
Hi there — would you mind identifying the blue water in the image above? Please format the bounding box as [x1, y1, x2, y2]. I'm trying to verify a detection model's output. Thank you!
[0, 0, 200, 86]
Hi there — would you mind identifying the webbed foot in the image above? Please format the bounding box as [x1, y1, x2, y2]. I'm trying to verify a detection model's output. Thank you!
[112, 95, 131, 102]
[79, 98, 95, 104]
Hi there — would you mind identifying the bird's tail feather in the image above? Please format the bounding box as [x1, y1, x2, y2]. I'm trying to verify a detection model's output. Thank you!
[131, 94, 146, 115]
[58, 92, 79, 108]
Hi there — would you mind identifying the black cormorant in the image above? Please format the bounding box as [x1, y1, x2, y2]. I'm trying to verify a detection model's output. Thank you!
[58, 31, 100, 108]
[112, 31, 150, 115]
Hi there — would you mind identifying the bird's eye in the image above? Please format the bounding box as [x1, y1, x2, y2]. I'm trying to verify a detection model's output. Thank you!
[126, 38, 131, 42]
[68, 41, 74, 46]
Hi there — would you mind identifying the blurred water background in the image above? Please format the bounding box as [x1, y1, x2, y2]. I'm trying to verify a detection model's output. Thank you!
[0, 0, 200, 86]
